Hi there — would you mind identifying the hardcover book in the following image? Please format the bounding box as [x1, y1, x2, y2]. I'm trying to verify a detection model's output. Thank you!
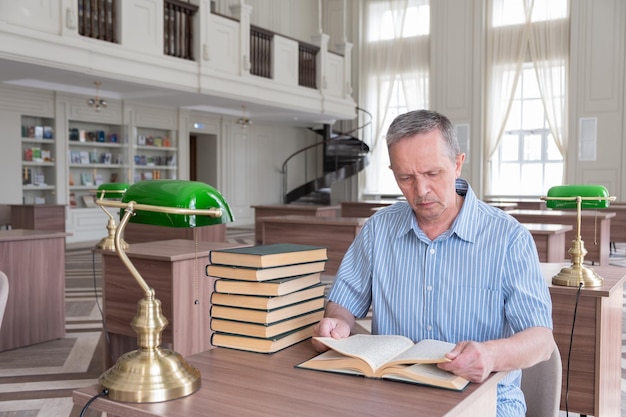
[209, 243, 327, 268]
[210, 309, 324, 339]
[210, 297, 325, 324]
[297, 335, 469, 391]
[206, 260, 326, 282]
[211, 282, 326, 310]
[211, 323, 316, 354]
[213, 272, 322, 296]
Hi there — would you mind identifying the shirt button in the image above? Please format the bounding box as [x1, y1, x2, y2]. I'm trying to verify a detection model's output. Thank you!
[426, 285, 433, 291]
[429, 248, 435, 254]
[426, 325, 433, 331]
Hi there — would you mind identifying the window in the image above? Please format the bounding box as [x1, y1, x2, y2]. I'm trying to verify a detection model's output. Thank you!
[491, 65, 564, 195]
[492, 0, 567, 27]
[361, 0, 430, 196]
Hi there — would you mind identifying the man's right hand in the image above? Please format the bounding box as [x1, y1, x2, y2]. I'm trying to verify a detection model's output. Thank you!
[311, 317, 352, 352]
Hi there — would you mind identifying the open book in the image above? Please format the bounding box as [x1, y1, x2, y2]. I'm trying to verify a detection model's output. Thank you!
[297, 334, 470, 391]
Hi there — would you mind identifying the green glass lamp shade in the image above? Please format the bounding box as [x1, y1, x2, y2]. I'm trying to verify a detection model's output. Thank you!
[121, 180, 234, 227]
[545, 184, 611, 209]
[97, 182, 130, 199]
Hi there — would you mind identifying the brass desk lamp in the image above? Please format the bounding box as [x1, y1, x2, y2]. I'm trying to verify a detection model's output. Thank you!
[96, 180, 234, 402]
[541, 184, 615, 287]
[95, 182, 129, 251]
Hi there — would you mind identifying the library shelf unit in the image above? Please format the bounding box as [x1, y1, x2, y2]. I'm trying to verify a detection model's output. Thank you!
[21, 116, 56, 205]
[132, 127, 177, 182]
[68, 121, 127, 209]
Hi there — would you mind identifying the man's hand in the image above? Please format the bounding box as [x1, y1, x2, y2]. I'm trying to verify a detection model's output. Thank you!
[311, 317, 351, 352]
[438, 341, 495, 383]
[311, 301, 356, 352]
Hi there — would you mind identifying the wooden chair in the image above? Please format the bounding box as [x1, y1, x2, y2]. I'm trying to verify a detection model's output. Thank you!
[0, 271, 8, 331]
[521, 346, 562, 417]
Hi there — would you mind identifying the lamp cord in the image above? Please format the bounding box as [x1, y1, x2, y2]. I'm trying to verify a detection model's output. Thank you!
[565, 282, 583, 417]
[79, 388, 109, 417]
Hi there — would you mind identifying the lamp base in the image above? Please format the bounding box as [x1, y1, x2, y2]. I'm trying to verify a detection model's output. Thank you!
[552, 264, 604, 287]
[99, 347, 201, 403]
[96, 236, 129, 252]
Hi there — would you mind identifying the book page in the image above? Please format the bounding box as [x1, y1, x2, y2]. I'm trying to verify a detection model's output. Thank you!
[381, 363, 469, 391]
[314, 334, 415, 373]
[384, 339, 455, 368]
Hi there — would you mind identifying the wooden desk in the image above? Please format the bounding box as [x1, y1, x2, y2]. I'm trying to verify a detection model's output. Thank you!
[73, 341, 507, 417]
[509, 209, 615, 265]
[0, 229, 67, 351]
[484, 198, 545, 210]
[252, 204, 339, 243]
[542, 264, 624, 417]
[101, 239, 246, 366]
[608, 203, 626, 245]
[10, 204, 66, 232]
[261, 215, 367, 275]
[340, 200, 398, 217]
[523, 223, 572, 262]
[123, 222, 227, 244]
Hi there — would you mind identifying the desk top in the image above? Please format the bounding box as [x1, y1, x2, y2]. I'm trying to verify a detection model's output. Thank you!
[0, 229, 69, 242]
[100, 239, 247, 262]
[522, 223, 573, 234]
[541, 263, 626, 298]
[73, 341, 506, 417]
[261, 214, 368, 226]
[252, 204, 340, 211]
[509, 209, 616, 219]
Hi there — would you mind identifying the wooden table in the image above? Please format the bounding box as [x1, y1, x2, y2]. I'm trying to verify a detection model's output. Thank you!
[252, 204, 339, 243]
[608, 203, 626, 248]
[509, 209, 615, 265]
[100, 239, 247, 366]
[73, 340, 507, 417]
[542, 263, 624, 417]
[10, 204, 66, 232]
[261, 215, 367, 275]
[484, 198, 545, 210]
[523, 223, 572, 262]
[340, 200, 399, 217]
[0, 229, 67, 351]
[123, 222, 227, 244]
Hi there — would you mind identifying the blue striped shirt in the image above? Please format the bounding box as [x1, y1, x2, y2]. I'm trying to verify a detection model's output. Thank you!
[329, 180, 553, 417]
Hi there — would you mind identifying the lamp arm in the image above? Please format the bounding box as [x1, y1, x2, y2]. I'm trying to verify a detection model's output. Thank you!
[115, 203, 153, 298]
[98, 200, 224, 218]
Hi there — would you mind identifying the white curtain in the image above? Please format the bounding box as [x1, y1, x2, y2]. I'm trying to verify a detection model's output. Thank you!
[528, 2, 570, 181]
[484, 0, 569, 193]
[360, 0, 430, 196]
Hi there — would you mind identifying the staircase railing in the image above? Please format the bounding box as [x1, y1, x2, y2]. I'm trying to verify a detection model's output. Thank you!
[281, 107, 372, 203]
[78, 0, 117, 43]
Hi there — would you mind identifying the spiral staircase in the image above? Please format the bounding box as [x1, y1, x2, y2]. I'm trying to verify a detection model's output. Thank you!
[282, 108, 371, 204]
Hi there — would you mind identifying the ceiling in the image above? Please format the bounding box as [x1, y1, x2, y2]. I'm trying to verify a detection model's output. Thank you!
[0, 57, 344, 127]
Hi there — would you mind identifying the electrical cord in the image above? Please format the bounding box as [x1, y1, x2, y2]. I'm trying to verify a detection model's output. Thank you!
[564, 282, 583, 417]
[79, 388, 109, 417]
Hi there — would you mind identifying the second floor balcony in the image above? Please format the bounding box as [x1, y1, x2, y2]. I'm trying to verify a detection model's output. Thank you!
[0, 0, 356, 125]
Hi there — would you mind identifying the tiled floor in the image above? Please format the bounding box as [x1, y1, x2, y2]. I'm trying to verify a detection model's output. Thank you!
[0, 231, 624, 416]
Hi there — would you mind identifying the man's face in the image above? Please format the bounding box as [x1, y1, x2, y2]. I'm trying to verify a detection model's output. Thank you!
[389, 129, 464, 227]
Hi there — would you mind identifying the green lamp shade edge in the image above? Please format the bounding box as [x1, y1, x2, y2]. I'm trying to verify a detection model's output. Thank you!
[545, 184, 610, 209]
[121, 180, 234, 227]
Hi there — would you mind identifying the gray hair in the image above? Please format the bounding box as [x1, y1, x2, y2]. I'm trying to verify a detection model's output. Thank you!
[386, 110, 460, 161]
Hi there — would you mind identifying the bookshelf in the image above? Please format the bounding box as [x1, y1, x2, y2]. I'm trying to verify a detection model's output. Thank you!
[20, 116, 56, 205]
[132, 127, 177, 182]
[68, 121, 127, 208]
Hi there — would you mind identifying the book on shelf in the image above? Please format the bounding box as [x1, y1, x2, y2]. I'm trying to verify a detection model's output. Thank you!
[209, 243, 328, 268]
[297, 335, 469, 391]
[210, 309, 324, 339]
[211, 323, 316, 354]
[79, 151, 90, 164]
[206, 260, 326, 282]
[210, 297, 325, 324]
[213, 272, 322, 296]
[211, 282, 326, 310]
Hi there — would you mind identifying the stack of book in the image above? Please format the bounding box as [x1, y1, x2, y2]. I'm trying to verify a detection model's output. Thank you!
[208, 243, 328, 354]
